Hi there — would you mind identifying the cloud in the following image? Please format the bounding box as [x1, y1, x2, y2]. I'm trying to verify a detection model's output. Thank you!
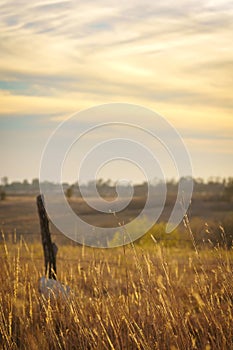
[0, 0, 232, 180]
[0, 0, 232, 114]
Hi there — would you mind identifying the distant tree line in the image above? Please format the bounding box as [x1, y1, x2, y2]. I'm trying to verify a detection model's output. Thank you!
[0, 176, 233, 201]
[0, 177, 40, 197]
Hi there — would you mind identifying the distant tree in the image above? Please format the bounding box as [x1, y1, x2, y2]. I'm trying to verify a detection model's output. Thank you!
[22, 179, 29, 191]
[31, 178, 39, 190]
[0, 188, 6, 200]
[65, 185, 74, 199]
[95, 178, 109, 197]
[0, 177, 8, 199]
[96, 178, 104, 189]
[195, 177, 204, 184]
[224, 177, 233, 202]
[1, 176, 8, 186]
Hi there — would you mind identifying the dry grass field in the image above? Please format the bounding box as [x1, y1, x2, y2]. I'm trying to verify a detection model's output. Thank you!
[1, 195, 232, 242]
[0, 236, 233, 349]
[0, 195, 233, 349]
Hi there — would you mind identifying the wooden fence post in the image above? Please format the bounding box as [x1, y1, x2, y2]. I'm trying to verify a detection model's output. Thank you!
[37, 194, 57, 279]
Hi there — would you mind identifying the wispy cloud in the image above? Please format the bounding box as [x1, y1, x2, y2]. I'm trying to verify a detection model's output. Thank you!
[0, 0, 232, 180]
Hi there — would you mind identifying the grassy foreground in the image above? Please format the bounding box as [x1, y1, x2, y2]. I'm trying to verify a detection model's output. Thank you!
[0, 235, 233, 349]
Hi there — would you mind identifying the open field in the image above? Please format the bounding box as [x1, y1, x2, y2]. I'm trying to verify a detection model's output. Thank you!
[1, 195, 233, 244]
[0, 195, 233, 349]
[0, 239, 233, 349]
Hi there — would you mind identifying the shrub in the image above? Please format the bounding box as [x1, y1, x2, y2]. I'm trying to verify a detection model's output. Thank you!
[0, 189, 6, 200]
[110, 218, 188, 248]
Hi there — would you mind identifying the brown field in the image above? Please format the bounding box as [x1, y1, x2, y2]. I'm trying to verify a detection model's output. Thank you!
[0, 239, 233, 349]
[0, 195, 233, 349]
[1, 195, 232, 242]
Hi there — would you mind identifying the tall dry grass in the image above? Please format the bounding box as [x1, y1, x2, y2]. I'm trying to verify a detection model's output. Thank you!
[0, 230, 233, 349]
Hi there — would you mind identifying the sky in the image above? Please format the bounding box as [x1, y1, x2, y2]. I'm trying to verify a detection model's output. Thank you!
[0, 0, 232, 184]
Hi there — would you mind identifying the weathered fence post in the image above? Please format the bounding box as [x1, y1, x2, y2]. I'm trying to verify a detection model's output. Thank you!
[37, 194, 57, 279]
